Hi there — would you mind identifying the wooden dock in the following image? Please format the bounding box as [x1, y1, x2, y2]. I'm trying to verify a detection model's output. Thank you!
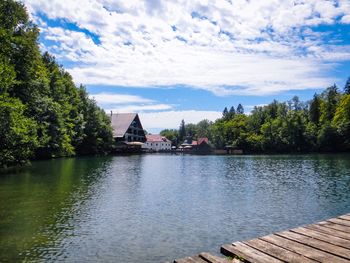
[173, 213, 350, 263]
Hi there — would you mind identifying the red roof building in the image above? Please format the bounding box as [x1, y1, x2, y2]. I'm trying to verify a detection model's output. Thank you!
[143, 135, 172, 151]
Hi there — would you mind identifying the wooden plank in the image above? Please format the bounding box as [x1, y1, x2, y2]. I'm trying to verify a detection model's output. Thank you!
[174, 256, 208, 263]
[318, 221, 350, 234]
[339, 215, 350, 222]
[221, 242, 283, 263]
[198, 252, 238, 263]
[328, 218, 350, 227]
[277, 230, 350, 260]
[291, 226, 350, 249]
[244, 238, 318, 263]
[306, 224, 350, 241]
[262, 234, 350, 263]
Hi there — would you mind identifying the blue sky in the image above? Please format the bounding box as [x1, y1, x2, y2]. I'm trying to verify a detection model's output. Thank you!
[24, 0, 350, 133]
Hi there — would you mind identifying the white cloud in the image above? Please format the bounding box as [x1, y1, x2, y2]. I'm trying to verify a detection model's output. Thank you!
[139, 110, 222, 132]
[341, 15, 350, 24]
[23, 0, 350, 95]
[90, 93, 153, 105]
[107, 104, 173, 113]
[91, 92, 174, 114]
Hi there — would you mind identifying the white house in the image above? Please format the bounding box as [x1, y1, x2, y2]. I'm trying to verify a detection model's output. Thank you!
[143, 134, 172, 152]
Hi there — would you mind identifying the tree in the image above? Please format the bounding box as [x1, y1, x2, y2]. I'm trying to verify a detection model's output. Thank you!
[236, 103, 244, 114]
[179, 119, 186, 143]
[0, 95, 37, 167]
[0, 59, 16, 94]
[332, 94, 350, 150]
[291, 96, 301, 111]
[196, 119, 212, 138]
[0, 0, 114, 167]
[185, 123, 197, 137]
[345, 77, 350, 95]
[321, 84, 340, 123]
[226, 106, 236, 119]
[222, 107, 228, 117]
[160, 129, 179, 145]
[309, 93, 321, 124]
[75, 87, 113, 155]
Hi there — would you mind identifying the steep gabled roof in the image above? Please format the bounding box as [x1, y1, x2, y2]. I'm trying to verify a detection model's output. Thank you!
[110, 113, 141, 138]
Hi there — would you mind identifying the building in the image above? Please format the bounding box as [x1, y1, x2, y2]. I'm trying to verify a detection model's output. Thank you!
[110, 113, 146, 152]
[179, 137, 212, 154]
[195, 137, 212, 154]
[143, 134, 172, 152]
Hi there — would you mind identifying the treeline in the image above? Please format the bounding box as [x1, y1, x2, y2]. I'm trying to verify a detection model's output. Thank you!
[0, 0, 113, 168]
[161, 82, 350, 153]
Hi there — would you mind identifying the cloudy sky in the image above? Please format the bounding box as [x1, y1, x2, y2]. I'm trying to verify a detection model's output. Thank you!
[23, 0, 350, 132]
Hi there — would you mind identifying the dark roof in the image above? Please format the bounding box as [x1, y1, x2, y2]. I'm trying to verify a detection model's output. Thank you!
[110, 113, 138, 138]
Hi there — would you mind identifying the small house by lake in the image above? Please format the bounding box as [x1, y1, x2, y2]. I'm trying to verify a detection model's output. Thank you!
[110, 113, 146, 153]
[143, 135, 172, 152]
[180, 137, 212, 154]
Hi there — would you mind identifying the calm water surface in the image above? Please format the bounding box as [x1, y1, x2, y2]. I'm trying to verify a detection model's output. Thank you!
[1, 154, 350, 262]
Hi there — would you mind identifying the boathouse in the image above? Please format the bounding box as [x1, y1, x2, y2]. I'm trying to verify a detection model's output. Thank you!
[110, 113, 146, 152]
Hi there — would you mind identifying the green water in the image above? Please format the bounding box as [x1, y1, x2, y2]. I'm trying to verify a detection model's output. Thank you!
[1, 154, 350, 262]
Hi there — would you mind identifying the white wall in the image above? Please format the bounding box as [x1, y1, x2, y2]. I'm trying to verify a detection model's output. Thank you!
[143, 141, 172, 151]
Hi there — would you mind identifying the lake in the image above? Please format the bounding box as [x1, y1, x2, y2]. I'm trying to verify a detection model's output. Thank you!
[1, 154, 350, 262]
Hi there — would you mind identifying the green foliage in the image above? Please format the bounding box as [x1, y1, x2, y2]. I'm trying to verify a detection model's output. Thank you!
[75, 87, 113, 155]
[309, 93, 321, 124]
[178, 119, 186, 142]
[0, 59, 16, 94]
[222, 107, 228, 118]
[0, 95, 37, 167]
[168, 84, 350, 153]
[236, 103, 244, 114]
[160, 129, 179, 145]
[332, 94, 350, 149]
[320, 85, 340, 123]
[0, 0, 113, 167]
[345, 77, 350, 95]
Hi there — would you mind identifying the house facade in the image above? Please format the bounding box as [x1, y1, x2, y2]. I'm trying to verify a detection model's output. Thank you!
[143, 134, 172, 152]
[110, 113, 146, 152]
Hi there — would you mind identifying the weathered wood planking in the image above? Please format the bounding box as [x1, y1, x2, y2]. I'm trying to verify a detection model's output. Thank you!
[173, 213, 350, 263]
[174, 252, 239, 263]
[243, 238, 317, 263]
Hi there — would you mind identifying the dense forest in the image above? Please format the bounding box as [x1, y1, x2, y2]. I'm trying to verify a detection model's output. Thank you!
[0, 0, 113, 168]
[161, 82, 350, 153]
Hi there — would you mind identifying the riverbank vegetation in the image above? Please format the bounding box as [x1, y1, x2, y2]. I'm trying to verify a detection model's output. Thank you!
[0, 0, 113, 168]
[161, 81, 350, 153]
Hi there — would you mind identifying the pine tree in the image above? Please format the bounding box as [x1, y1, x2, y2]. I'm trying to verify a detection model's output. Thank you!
[309, 93, 320, 124]
[236, 103, 244, 114]
[179, 119, 186, 142]
[229, 106, 235, 115]
[222, 107, 228, 117]
[323, 84, 339, 122]
[345, 77, 350, 95]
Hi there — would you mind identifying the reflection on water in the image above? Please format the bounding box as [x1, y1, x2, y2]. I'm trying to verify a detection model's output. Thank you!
[1, 154, 350, 262]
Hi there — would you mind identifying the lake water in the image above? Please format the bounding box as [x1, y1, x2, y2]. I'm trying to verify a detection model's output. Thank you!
[1, 154, 350, 262]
